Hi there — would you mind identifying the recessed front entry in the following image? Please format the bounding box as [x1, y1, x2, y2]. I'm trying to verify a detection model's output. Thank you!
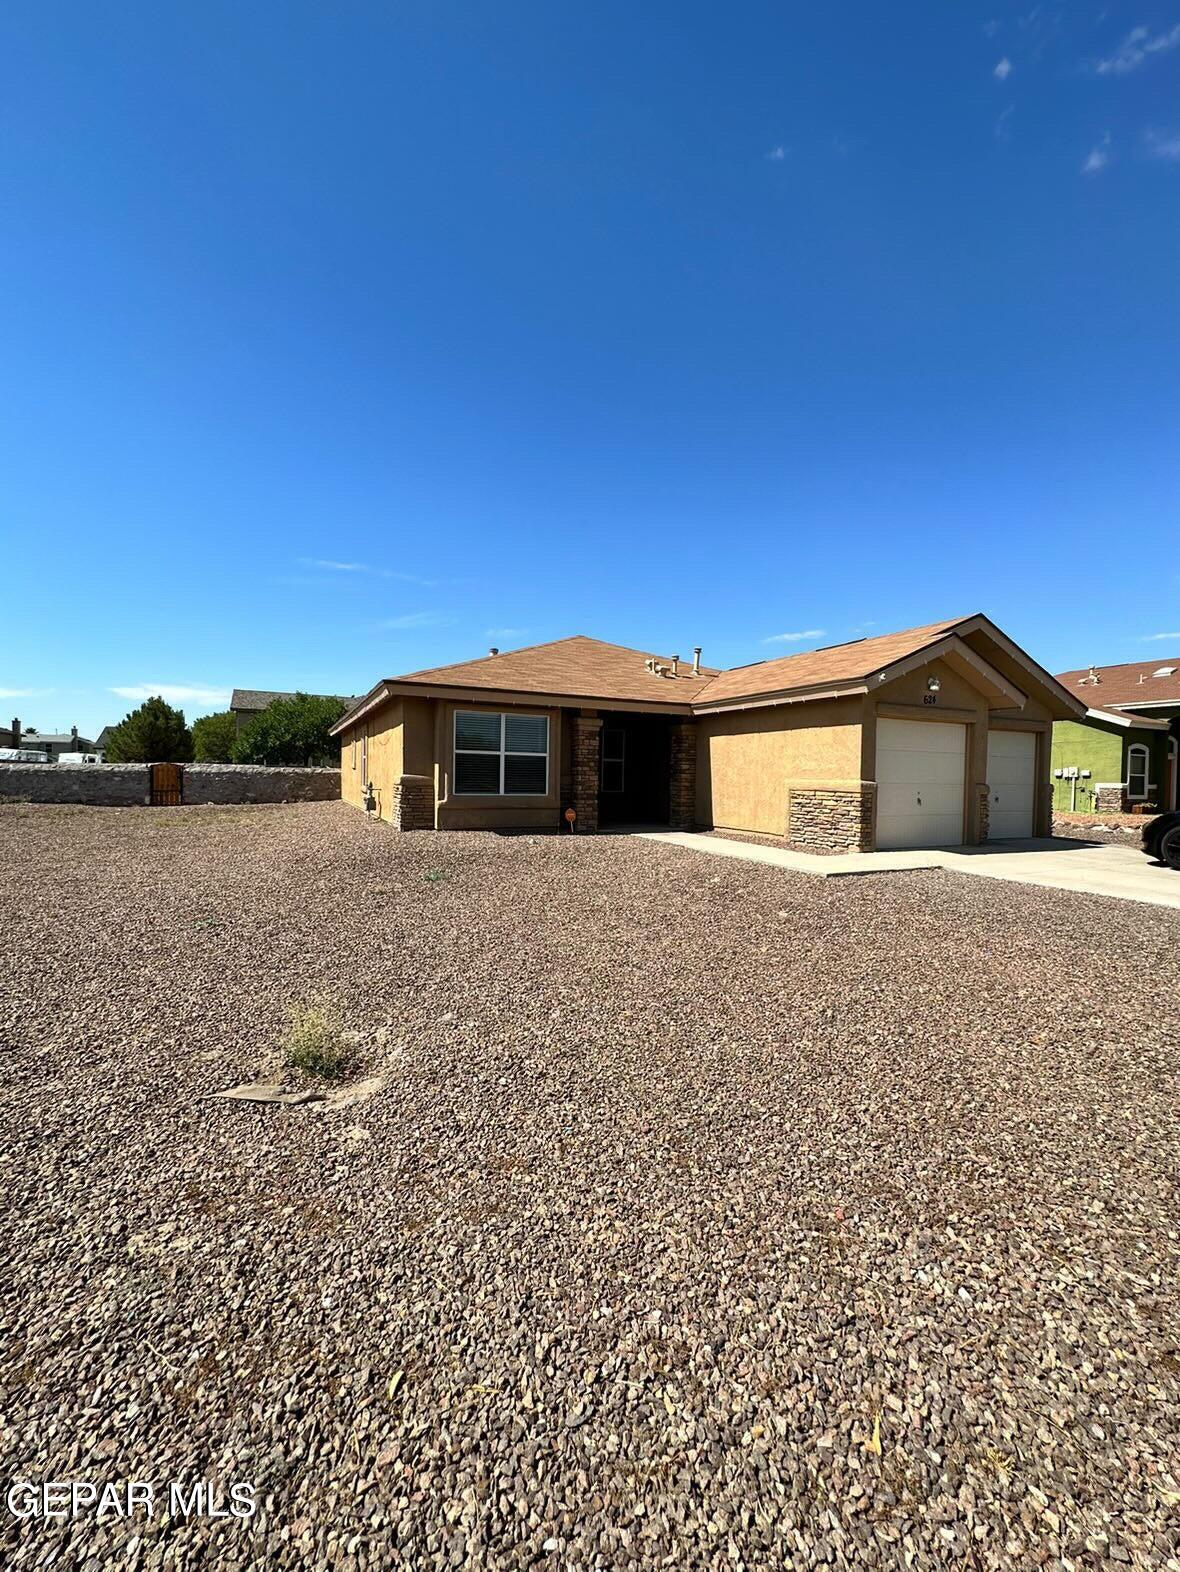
[987, 729, 1036, 839]
[875, 717, 966, 850]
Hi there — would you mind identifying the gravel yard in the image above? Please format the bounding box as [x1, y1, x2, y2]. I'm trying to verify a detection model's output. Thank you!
[1, 801, 1178, 1571]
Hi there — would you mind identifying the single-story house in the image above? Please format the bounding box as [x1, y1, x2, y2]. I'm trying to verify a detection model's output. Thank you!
[331, 614, 1085, 852]
[230, 688, 359, 735]
[1052, 658, 1180, 813]
[19, 727, 94, 761]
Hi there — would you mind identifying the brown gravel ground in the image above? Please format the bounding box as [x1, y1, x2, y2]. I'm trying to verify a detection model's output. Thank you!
[1, 801, 1178, 1572]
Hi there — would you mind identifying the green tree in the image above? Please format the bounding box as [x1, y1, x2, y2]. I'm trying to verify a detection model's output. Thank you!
[192, 709, 237, 762]
[103, 696, 193, 763]
[233, 693, 345, 766]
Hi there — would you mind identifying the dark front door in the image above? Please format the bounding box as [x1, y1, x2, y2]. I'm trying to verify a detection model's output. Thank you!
[597, 713, 671, 826]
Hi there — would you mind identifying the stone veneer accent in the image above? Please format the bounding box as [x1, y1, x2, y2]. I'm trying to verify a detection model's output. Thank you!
[391, 773, 435, 830]
[977, 783, 989, 845]
[571, 716, 603, 833]
[668, 721, 697, 831]
[786, 784, 876, 852]
[1095, 784, 1126, 814]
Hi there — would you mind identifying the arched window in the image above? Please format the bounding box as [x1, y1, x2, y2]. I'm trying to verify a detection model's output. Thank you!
[1127, 743, 1149, 801]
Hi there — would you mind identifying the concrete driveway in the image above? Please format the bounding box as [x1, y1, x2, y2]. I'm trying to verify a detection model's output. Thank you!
[638, 832, 1180, 911]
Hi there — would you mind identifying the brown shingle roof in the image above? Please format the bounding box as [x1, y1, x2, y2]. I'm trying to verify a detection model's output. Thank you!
[389, 636, 721, 705]
[1056, 658, 1180, 710]
[693, 617, 966, 706]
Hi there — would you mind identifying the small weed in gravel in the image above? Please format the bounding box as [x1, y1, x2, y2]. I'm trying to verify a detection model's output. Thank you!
[422, 870, 450, 883]
[283, 999, 349, 1079]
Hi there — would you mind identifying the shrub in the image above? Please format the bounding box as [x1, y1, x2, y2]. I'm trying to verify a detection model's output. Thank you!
[283, 1000, 349, 1079]
[104, 697, 193, 763]
[233, 693, 346, 766]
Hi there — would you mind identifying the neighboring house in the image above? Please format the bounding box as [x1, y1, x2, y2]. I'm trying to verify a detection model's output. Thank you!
[331, 614, 1083, 852]
[0, 716, 19, 750]
[22, 727, 95, 761]
[95, 726, 116, 752]
[230, 688, 358, 735]
[1052, 658, 1180, 814]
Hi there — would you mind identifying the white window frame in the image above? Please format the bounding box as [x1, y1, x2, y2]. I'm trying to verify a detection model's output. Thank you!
[453, 710, 549, 797]
[1126, 742, 1149, 800]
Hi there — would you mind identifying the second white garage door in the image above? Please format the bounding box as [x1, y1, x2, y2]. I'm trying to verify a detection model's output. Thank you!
[876, 718, 966, 850]
[986, 729, 1036, 840]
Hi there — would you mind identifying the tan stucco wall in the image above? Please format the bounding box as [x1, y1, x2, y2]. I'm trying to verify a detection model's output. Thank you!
[340, 699, 404, 821]
[696, 698, 863, 835]
[435, 699, 564, 831]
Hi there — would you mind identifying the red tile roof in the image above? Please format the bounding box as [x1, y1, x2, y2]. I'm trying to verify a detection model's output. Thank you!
[1056, 657, 1180, 710]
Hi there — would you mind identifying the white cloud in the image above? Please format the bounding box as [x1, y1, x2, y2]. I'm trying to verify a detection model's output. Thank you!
[377, 613, 455, 630]
[110, 684, 231, 706]
[486, 627, 527, 640]
[995, 105, 1016, 141]
[1141, 631, 1180, 641]
[994, 56, 1013, 79]
[1096, 23, 1180, 74]
[0, 687, 36, 698]
[296, 557, 440, 587]
[1146, 128, 1180, 161]
[763, 629, 826, 645]
[765, 145, 787, 162]
[1082, 134, 1111, 173]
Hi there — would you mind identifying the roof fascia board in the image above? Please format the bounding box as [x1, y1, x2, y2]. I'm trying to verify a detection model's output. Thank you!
[870, 634, 1027, 708]
[1088, 706, 1170, 729]
[692, 679, 867, 716]
[1107, 699, 1180, 712]
[954, 615, 1088, 717]
[330, 683, 392, 735]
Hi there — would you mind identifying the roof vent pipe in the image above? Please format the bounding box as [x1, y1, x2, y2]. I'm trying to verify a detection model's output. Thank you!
[488, 647, 499, 657]
[670, 654, 680, 676]
[692, 647, 702, 675]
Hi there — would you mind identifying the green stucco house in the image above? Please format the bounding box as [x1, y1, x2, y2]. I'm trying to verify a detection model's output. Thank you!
[1052, 658, 1180, 815]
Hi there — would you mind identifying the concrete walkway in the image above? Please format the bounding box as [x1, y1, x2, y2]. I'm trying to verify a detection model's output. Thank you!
[634, 831, 1180, 912]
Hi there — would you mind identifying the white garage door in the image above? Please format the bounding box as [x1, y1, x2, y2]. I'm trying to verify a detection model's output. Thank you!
[876, 718, 966, 850]
[987, 729, 1036, 840]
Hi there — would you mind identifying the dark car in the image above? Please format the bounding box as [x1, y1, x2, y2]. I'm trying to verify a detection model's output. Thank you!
[1142, 811, 1180, 869]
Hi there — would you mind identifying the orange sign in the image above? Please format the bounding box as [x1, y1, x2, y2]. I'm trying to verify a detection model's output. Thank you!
[564, 807, 576, 824]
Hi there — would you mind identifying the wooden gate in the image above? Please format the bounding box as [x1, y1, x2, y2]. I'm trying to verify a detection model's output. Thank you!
[150, 762, 184, 806]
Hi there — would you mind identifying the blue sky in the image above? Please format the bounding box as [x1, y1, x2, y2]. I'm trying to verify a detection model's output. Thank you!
[2, 2, 1178, 737]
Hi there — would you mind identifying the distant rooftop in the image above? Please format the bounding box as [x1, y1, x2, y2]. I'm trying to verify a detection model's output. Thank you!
[230, 688, 358, 712]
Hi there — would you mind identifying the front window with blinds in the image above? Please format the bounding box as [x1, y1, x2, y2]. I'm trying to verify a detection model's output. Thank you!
[454, 711, 548, 795]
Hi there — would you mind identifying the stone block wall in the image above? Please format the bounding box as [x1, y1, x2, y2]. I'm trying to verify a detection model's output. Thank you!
[391, 774, 435, 830]
[0, 763, 149, 806]
[786, 784, 876, 852]
[0, 762, 340, 807]
[182, 765, 340, 804]
[977, 784, 989, 845]
[1095, 784, 1126, 814]
[668, 722, 697, 831]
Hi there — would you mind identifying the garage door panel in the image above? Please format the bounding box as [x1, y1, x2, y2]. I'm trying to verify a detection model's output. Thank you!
[876, 718, 966, 850]
[987, 729, 1036, 839]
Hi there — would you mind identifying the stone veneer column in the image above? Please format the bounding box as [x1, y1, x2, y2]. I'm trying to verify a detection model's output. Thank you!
[391, 773, 435, 830]
[571, 717, 602, 833]
[668, 721, 697, 831]
[977, 784, 989, 844]
[1095, 784, 1126, 814]
[786, 785, 876, 851]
